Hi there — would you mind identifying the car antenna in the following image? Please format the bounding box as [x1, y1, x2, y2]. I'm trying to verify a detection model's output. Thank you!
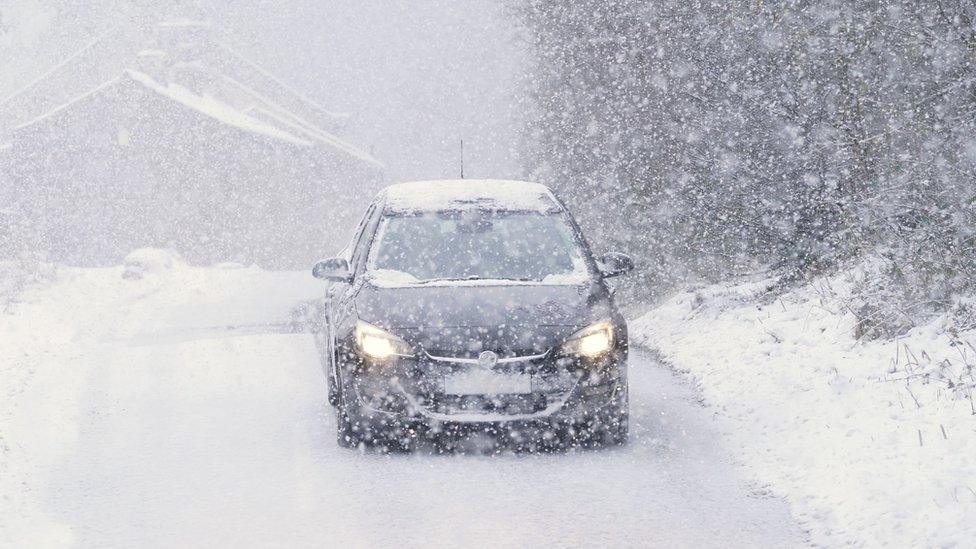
[459, 138, 464, 179]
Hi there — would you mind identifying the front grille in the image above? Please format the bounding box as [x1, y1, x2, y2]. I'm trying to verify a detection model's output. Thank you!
[423, 349, 550, 363]
[371, 345, 584, 417]
[421, 349, 551, 375]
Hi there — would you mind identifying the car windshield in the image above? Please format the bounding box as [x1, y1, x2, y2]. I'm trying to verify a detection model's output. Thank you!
[366, 211, 589, 284]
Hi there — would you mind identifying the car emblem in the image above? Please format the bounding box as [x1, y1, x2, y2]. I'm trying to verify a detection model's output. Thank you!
[478, 350, 498, 369]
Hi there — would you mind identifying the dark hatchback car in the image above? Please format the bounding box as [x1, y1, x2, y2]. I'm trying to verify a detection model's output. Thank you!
[311, 180, 634, 451]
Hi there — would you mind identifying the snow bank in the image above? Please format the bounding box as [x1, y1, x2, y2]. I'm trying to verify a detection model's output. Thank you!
[121, 247, 183, 279]
[0, 256, 55, 312]
[632, 272, 976, 546]
[0, 266, 113, 546]
[0, 260, 325, 545]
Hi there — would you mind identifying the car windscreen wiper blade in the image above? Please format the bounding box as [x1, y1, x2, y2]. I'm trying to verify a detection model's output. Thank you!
[414, 276, 475, 284]
[415, 276, 537, 284]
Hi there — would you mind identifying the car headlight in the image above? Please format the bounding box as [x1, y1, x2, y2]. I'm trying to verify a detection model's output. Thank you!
[355, 321, 412, 360]
[560, 320, 614, 358]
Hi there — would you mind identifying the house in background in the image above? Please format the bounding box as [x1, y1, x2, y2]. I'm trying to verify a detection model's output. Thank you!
[0, 20, 383, 267]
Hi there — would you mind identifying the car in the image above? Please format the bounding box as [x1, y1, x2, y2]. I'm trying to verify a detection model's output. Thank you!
[311, 179, 635, 452]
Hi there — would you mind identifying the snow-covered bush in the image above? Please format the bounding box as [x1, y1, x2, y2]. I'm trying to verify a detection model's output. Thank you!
[634, 271, 976, 545]
[0, 254, 55, 313]
[888, 335, 976, 411]
[121, 248, 183, 280]
[212, 262, 246, 270]
[853, 245, 976, 340]
[1, 205, 53, 310]
[514, 0, 976, 319]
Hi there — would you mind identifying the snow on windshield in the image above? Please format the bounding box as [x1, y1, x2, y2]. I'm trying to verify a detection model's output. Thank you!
[366, 210, 589, 286]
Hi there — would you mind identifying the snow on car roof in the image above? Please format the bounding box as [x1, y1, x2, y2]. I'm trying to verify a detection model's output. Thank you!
[380, 180, 560, 213]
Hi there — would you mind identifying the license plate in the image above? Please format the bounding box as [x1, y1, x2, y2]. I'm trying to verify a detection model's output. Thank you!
[443, 370, 532, 395]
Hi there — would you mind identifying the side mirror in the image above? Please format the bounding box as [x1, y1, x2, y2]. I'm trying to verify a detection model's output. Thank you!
[312, 257, 352, 282]
[597, 252, 635, 279]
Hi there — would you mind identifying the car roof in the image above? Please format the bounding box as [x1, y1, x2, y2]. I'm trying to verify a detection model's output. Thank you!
[378, 179, 561, 213]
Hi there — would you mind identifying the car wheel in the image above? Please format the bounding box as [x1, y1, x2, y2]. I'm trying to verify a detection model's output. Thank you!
[335, 387, 413, 453]
[336, 402, 363, 449]
[601, 404, 629, 446]
[335, 377, 367, 448]
[327, 369, 339, 407]
[565, 384, 629, 448]
[602, 383, 630, 446]
[603, 383, 630, 446]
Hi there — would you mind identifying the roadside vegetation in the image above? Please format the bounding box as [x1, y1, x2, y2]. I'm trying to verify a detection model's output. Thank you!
[514, 0, 976, 337]
[513, 2, 976, 544]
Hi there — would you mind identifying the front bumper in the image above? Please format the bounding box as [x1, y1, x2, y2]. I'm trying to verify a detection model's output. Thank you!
[392, 375, 624, 424]
[343, 348, 626, 425]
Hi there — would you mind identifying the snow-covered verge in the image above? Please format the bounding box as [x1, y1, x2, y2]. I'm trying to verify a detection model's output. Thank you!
[1, 251, 805, 547]
[632, 271, 976, 547]
[0, 256, 59, 536]
[0, 256, 55, 311]
[0, 251, 323, 546]
[0, 262, 107, 546]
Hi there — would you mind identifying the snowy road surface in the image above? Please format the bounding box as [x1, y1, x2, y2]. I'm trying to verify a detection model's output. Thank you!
[2, 266, 804, 547]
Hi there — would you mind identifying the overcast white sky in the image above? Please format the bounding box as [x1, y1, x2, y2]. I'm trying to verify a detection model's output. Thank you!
[0, 0, 529, 181]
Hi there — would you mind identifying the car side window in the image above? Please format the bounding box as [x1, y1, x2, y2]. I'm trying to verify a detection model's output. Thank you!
[350, 204, 380, 273]
[338, 204, 374, 264]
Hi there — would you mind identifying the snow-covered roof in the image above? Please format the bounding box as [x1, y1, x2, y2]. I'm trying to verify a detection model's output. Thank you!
[11, 71, 311, 146]
[125, 70, 312, 146]
[157, 19, 211, 29]
[221, 71, 380, 166]
[0, 22, 381, 169]
[380, 180, 560, 213]
[10, 70, 384, 167]
[12, 76, 122, 133]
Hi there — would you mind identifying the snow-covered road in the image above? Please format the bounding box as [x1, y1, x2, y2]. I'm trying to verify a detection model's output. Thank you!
[2, 265, 804, 547]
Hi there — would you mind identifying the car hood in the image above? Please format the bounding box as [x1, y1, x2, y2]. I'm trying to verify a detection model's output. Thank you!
[354, 282, 611, 352]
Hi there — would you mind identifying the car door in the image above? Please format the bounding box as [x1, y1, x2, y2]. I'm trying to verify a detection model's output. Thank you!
[324, 203, 379, 398]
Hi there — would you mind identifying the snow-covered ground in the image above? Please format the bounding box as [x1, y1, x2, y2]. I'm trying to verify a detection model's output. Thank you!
[632, 273, 976, 547]
[0, 257, 803, 547]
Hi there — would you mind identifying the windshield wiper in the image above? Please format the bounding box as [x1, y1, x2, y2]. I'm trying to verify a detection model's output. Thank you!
[415, 276, 537, 284]
[415, 276, 482, 284]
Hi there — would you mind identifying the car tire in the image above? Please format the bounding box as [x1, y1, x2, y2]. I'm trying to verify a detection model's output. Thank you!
[335, 387, 413, 453]
[327, 370, 339, 407]
[335, 377, 368, 449]
[336, 404, 364, 449]
[566, 383, 629, 448]
[602, 405, 629, 446]
[603, 383, 630, 446]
